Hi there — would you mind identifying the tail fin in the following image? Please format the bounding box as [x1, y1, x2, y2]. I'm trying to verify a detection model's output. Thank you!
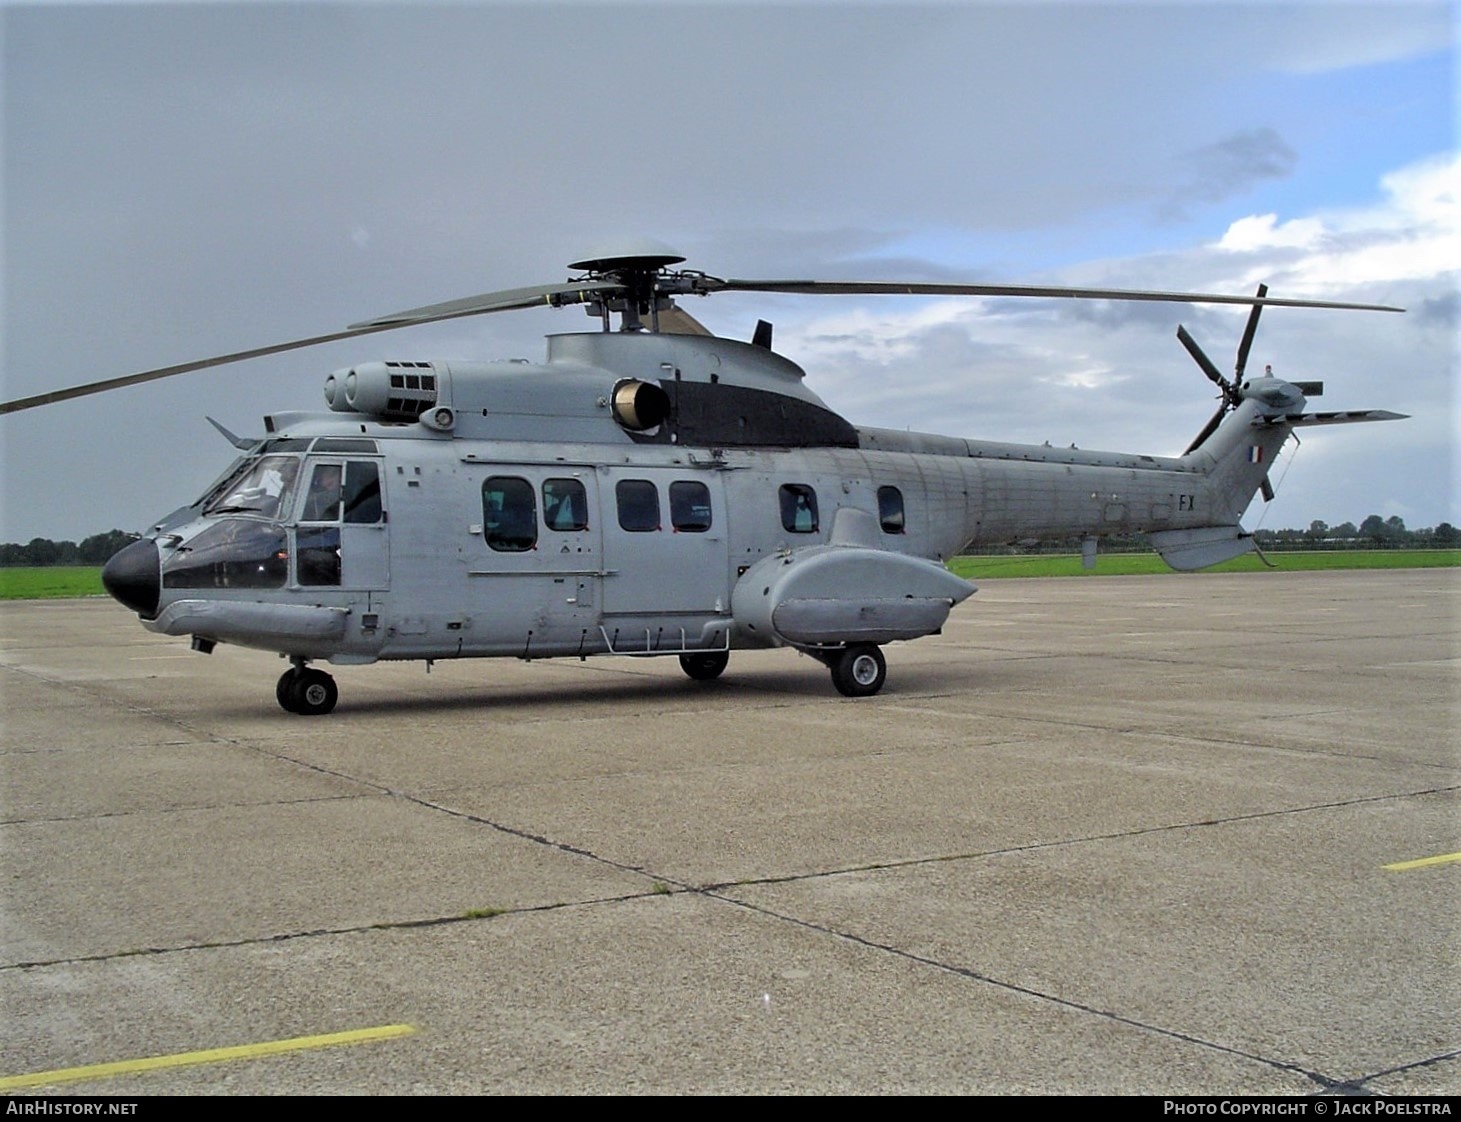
[1153, 391, 1407, 571]
[1156, 290, 1405, 571]
[1190, 399, 1295, 524]
[1149, 405, 1290, 570]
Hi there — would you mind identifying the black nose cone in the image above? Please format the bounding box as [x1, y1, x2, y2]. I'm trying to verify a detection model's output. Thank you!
[102, 538, 160, 618]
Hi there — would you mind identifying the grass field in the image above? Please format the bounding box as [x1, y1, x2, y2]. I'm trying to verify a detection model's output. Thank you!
[2, 550, 1457, 600]
[947, 549, 1461, 580]
[0, 567, 107, 600]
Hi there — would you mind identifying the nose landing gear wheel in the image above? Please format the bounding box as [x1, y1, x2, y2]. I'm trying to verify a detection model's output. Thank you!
[276, 667, 338, 715]
[830, 643, 886, 697]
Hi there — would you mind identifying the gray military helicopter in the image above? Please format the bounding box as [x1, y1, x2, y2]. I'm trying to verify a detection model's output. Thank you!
[3, 238, 1404, 714]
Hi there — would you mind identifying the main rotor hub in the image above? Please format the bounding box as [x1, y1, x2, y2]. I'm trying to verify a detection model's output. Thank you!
[567, 237, 686, 274]
[568, 240, 708, 332]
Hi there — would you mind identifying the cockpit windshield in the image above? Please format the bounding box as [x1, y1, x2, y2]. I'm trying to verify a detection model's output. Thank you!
[205, 455, 300, 519]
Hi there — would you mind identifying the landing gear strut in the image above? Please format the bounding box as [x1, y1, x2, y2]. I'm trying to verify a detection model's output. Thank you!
[276, 664, 338, 715]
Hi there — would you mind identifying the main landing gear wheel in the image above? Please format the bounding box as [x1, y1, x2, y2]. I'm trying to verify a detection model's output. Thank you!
[830, 643, 886, 698]
[679, 651, 730, 681]
[276, 667, 339, 715]
[276, 670, 297, 712]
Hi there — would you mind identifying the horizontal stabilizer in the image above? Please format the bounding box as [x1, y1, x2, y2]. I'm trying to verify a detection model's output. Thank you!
[1258, 409, 1409, 428]
[1148, 526, 1254, 571]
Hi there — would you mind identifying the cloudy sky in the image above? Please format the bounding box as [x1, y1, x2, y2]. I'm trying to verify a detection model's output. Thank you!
[2, 0, 1455, 544]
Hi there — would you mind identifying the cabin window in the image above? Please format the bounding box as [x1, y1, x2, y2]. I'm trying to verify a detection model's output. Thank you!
[779, 484, 819, 533]
[877, 486, 906, 534]
[543, 478, 589, 531]
[669, 481, 712, 532]
[616, 479, 660, 532]
[483, 476, 538, 552]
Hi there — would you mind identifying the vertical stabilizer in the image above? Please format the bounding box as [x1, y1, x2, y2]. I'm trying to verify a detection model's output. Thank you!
[1187, 398, 1293, 526]
[1151, 396, 1297, 570]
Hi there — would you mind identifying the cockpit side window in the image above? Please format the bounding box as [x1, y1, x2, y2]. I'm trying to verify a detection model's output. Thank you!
[292, 460, 384, 585]
[300, 461, 383, 525]
[342, 462, 382, 524]
[302, 463, 343, 522]
[297, 527, 341, 586]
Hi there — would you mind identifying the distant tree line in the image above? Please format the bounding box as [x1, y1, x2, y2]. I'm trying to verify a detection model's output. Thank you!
[1, 530, 136, 567]
[1252, 517, 1458, 549]
[2, 518, 1457, 567]
[975, 516, 1458, 555]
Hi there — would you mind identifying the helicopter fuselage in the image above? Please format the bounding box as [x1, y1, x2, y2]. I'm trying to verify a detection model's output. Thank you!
[99, 328, 1321, 710]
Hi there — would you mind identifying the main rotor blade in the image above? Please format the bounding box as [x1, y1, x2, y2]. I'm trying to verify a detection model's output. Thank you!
[0, 319, 412, 416]
[1, 280, 623, 416]
[710, 278, 1403, 313]
[350, 280, 621, 329]
[3, 259, 1402, 417]
[1234, 283, 1267, 380]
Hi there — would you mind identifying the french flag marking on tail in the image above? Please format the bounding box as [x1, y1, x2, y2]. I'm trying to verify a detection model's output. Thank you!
[1248, 446, 1264, 464]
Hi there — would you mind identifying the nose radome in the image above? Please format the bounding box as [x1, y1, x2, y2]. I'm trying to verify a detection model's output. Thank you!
[102, 538, 160, 618]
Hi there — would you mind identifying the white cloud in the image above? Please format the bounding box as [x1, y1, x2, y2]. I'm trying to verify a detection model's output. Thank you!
[1217, 214, 1326, 252]
[1215, 152, 1461, 288]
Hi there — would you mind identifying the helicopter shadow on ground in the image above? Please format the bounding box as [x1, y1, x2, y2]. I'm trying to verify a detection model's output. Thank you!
[211, 657, 979, 722]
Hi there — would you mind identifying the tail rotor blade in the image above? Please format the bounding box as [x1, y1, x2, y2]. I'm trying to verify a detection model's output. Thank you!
[1233, 283, 1268, 380]
[1177, 325, 1232, 396]
[1183, 404, 1228, 455]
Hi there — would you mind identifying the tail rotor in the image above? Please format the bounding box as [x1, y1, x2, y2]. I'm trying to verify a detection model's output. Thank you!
[1180, 284, 1267, 455]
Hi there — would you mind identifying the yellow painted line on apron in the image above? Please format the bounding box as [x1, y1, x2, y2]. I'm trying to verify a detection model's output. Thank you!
[0, 1023, 416, 1091]
[1383, 851, 1461, 871]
